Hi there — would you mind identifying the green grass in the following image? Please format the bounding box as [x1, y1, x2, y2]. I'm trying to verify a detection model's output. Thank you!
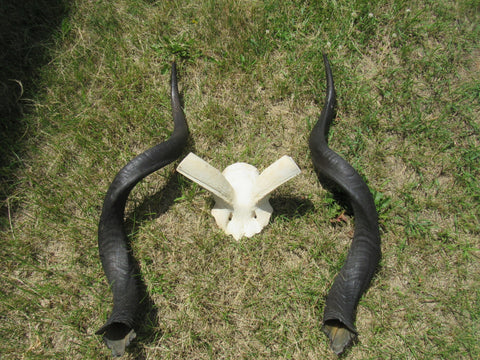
[1, 0, 479, 358]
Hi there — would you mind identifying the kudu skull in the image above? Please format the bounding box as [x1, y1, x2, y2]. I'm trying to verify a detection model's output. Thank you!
[177, 153, 301, 240]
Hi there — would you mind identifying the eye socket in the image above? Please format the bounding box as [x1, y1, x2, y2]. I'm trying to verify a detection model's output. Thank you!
[252, 211, 257, 219]
[228, 212, 233, 221]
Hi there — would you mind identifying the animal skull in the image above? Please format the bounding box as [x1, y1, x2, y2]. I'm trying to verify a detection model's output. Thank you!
[177, 153, 301, 240]
[209, 162, 274, 240]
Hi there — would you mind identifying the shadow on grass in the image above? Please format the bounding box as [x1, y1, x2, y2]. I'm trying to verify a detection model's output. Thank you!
[126, 171, 184, 226]
[270, 195, 315, 221]
[0, 0, 69, 217]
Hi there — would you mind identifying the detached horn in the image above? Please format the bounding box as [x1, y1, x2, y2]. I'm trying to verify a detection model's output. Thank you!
[309, 54, 381, 355]
[96, 63, 188, 356]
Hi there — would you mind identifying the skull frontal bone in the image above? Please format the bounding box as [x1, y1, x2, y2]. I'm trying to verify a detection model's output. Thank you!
[176, 152, 301, 240]
[211, 163, 273, 240]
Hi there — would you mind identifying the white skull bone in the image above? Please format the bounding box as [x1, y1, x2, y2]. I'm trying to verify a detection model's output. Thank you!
[176, 152, 301, 240]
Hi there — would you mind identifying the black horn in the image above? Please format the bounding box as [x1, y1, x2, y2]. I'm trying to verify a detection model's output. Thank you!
[96, 62, 188, 356]
[309, 54, 381, 355]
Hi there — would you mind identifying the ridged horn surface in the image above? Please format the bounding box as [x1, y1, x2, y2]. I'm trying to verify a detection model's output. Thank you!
[309, 54, 381, 355]
[96, 62, 188, 356]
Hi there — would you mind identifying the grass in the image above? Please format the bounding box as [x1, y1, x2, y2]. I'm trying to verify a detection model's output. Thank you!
[1, 0, 479, 358]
